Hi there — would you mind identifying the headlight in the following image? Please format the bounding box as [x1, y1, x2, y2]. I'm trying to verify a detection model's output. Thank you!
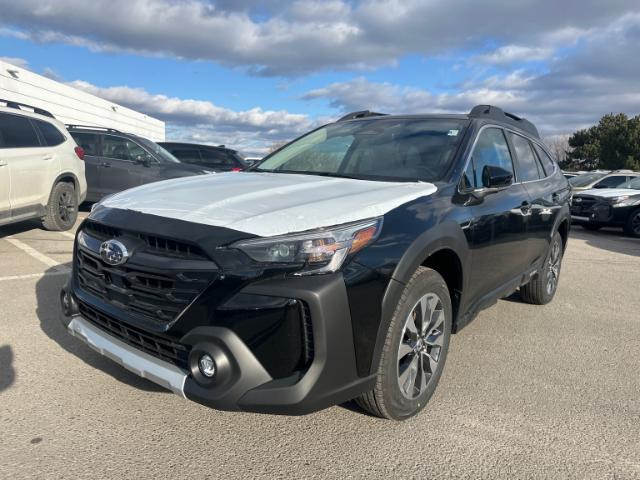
[232, 218, 383, 275]
[610, 195, 640, 207]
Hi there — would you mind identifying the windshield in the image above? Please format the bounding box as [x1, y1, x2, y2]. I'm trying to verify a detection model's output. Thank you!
[569, 172, 606, 187]
[255, 118, 467, 182]
[136, 137, 181, 163]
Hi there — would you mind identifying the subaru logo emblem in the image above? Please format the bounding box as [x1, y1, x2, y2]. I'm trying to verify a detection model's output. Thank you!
[99, 239, 129, 266]
[574, 197, 582, 203]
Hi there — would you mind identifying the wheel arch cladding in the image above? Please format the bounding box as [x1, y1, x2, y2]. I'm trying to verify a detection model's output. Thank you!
[370, 222, 469, 375]
[557, 219, 569, 250]
[53, 173, 79, 199]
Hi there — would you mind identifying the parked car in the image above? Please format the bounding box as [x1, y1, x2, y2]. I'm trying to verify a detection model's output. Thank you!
[159, 142, 248, 172]
[60, 105, 570, 420]
[571, 176, 640, 236]
[0, 99, 86, 230]
[67, 126, 210, 202]
[569, 170, 637, 191]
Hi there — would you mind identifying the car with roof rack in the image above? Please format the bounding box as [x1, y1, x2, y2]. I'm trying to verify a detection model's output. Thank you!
[60, 104, 571, 420]
[159, 141, 249, 172]
[67, 126, 211, 202]
[0, 99, 86, 230]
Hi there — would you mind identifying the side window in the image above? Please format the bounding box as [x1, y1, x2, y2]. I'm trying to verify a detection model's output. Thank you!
[533, 144, 556, 176]
[70, 132, 101, 156]
[103, 136, 146, 161]
[201, 149, 234, 167]
[0, 112, 40, 148]
[469, 128, 514, 188]
[508, 132, 541, 182]
[35, 120, 65, 146]
[172, 148, 202, 163]
[593, 175, 628, 189]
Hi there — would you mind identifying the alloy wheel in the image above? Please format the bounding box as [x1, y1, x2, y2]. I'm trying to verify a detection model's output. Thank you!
[397, 293, 445, 400]
[58, 191, 75, 224]
[632, 212, 640, 235]
[546, 239, 561, 295]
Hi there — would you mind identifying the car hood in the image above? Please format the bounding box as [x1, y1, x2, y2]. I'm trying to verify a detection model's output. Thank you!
[99, 172, 437, 237]
[578, 188, 640, 198]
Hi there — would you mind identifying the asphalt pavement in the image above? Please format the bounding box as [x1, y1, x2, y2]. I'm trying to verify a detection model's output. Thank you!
[1, 217, 639, 479]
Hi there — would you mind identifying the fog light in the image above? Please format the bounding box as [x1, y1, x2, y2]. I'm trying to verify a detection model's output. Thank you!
[198, 354, 216, 378]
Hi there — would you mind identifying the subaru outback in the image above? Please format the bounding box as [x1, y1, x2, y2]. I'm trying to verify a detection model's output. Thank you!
[60, 105, 571, 420]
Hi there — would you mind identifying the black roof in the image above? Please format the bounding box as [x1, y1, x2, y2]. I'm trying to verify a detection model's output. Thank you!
[336, 104, 539, 138]
[159, 141, 236, 152]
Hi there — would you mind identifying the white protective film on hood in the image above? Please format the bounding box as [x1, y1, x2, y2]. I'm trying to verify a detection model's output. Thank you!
[101, 172, 438, 237]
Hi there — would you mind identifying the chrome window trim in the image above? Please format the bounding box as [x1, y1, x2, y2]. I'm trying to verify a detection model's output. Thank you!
[457, 123, 558, 195]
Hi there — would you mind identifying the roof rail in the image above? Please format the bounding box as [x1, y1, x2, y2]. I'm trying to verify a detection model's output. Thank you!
[337, 110, 387, 122]
[66, 124, 122, 133]
[0, 98, 55, 118]
[469, 104, 539, 138]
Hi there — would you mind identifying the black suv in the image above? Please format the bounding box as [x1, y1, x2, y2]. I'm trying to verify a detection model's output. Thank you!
[159, 142, 248, 171]
[68, 126, 209, 202]
[60, 105, 571, 420]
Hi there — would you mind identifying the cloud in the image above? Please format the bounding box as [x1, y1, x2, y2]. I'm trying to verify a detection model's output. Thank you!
[0, 56, 29, 68]
[0, 0, 637, 75]
[475, 45, 555, 65]
[68, 80, 316, 156]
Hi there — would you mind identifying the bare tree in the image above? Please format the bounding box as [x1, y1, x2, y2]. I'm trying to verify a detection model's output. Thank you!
[268, 140, 288, 153]
[546, 135, 571, 166]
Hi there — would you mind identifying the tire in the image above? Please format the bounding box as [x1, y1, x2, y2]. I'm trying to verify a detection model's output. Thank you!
[355, 267, 452, 420]
[582, 223, 601, 231]
[623, 208, 640, 238]
[520, 231, 563, 305]
[41, 182, 78, 231]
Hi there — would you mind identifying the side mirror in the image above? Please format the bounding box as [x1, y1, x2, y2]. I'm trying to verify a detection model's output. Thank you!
[134, 154, 152, 167]
[482, 165, 513, 189]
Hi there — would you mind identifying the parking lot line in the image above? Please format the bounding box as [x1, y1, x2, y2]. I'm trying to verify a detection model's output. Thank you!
[0, 270, 69, 282]
[59, 231, 76, 240]
[4, 237, 70, 272]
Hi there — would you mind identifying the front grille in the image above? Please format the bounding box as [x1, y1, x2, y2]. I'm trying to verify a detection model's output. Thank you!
[78, 301, 190, 370]
[83, 220, 207, 260]
[76, 221, 217, 324]
[572, 196, 597, 211]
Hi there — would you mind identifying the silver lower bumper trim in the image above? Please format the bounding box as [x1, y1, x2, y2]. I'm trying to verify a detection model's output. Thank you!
[571, 215, 590, 222]
[68, 316, 188, 397]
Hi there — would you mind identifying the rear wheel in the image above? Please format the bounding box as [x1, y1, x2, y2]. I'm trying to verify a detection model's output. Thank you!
[520, 231, 563, 305]
[355, 267, 452, 420]
[42, 182, 77, 231]
[623, 209, 640, 238]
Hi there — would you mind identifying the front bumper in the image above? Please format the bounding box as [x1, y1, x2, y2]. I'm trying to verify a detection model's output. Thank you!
[61, 273, 376, 415]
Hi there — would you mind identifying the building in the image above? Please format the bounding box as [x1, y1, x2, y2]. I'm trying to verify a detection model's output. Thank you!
[0, 59, 164, 141]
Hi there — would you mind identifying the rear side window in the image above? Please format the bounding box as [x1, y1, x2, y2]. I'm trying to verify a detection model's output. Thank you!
[35, 120, 65, 146]
[533, 144, 556, 176]
[467, 127, 514, 188]
[201, 149, 234, 167]
[170, 148, 202, 163]
[70, 132, 101, 156]
[0, 112, 40, 148]
[508, 132, 540, 182]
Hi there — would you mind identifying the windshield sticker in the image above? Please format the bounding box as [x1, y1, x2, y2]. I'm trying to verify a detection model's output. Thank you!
[448, 129, 459, 136]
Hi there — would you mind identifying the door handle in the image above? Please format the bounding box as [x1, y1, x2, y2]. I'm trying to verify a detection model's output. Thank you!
[0, 160, 7, 167]
[43, 154, 54, 161]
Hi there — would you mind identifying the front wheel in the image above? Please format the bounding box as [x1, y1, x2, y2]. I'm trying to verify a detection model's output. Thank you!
[355, 267, 452, 420]
[623, 209, 640, 238]
[520, 231, 564, 305]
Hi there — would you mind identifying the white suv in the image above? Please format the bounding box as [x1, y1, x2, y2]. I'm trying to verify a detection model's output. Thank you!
[0, 100, 87, 230]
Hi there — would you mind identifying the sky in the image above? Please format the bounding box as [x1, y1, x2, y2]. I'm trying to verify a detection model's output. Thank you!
[1, 0, 639, 156]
